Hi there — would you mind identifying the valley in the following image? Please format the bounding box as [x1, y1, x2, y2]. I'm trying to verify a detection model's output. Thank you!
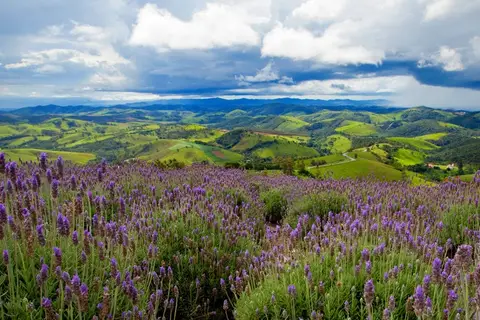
[1, 100, 479, 183]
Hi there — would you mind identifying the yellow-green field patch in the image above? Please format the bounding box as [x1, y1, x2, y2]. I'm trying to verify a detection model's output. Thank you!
[324, 135, 352, 154]
[387, 137, 439, 150]
[310, 158, 403, 181]
[1, 149, 96, 164]
[394, 148, 426, 166]
[335, 120, 377, 136]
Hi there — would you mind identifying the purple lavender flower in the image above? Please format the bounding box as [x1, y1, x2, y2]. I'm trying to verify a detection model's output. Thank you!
[70, 175, 77, 190]
[42, 297, 57, 320]
[71, 274, 81, 294]
[62, 271, 71, 283]
[7, 162, 16, 181]
[413, 285, 425, 317]
[432, 258, 442, 282]
[53, 247, 62, 267]
[0, 204, 6, 225]
[304, 264, 310, 277]
[98, 241, 105, 260]
[36, 224, 46, 246]
[223, 300, 228, 311]
[55, 266, 62, 279]
[46, 169, 52, 184]
[366, 260, 372, 274]
[0, 152, 5, 174]
[72, 230, 78, 245]
[39, 152, 48, 171]
[56, 156, 64, 178]
[423, 274, 431, 292]
[454, 244, 473, 269]
[382, 308, 390, 320]
[101, 158, 107, 173]
[446, 290, 458, 311]
[79, 283, 89, 312]
[388, 295, 395, 311]
[119, 197, 126, 217]
[426, 296, 432, 313]
[81, 251, 87, 264]
[41, 297, 52, 308]
[363, 279, 375, 306]
[3, 249, 9, 265]
[287, 284, 296, 297]
[64, 285, 73, 304]
[361, 248, 370, 261]
[37, 264, 49, 286]
[51, 179, 59, 199]
[97, 168, 103, 182]
[220, 278, 226, 290]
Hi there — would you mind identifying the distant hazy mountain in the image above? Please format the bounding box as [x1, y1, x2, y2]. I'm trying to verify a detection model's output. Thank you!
[4, 98, 398, 116]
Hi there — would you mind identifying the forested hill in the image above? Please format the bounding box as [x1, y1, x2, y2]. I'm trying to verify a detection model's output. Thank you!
[0, 101, 479, 183]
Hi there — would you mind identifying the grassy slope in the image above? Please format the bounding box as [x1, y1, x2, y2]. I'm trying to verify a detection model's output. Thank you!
[324, 135, 352, 153]
[387, 137, 439, 150]
[459, 174, 474, 182]
[394, 148, 426, 166]
[310, 158, 403, 181]
[231, 133, 273, 152]
[138, 140, 243, 164]
[300, 154, 346, 166]
[229, 131, 311, 153]
[253, 140, 319, 159]
[335, 120, 377, 136]
[1, 149, 96, 164]
[348, 150, 379, 161]
[275, 116, 309, 131]
[416, 133, 448, 141]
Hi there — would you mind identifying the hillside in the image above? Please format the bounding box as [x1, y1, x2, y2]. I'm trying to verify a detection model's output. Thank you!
[0, 102, 479, 182]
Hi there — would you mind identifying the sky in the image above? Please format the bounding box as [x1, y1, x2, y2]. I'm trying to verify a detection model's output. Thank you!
[1, 0, 480, 109]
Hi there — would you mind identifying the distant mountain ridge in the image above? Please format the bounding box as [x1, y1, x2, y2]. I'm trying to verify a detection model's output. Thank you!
[3, 98, 400, 116]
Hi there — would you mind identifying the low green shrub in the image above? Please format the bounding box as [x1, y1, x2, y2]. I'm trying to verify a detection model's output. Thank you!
[285, 192, 348, 227]
[440, 204, 480, 246]
[261, 189, 288, 224]
[224, 188, 249, 208]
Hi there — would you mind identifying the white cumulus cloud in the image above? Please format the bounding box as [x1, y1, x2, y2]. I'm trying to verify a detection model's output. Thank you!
[292, 0, 346, 21]
[236, 61, 278, 84]
[418, 46, 465, 71]
[129, 1, 270, 51]
[262, 23, 384, 65]
[436, 46, 465, 71]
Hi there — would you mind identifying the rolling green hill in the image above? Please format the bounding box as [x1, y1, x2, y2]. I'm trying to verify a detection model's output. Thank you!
[137, 140, 243, 164]
[0, 102, 479, 183]
[310, 158, 403, 181]
[394, 148, 426, 166]
[335, 120, 377, 136]
[252, 140, 319, 159]
[387, 137, 439, 150]
[323, 135, 352, 153]
[1, 148, 96, 164]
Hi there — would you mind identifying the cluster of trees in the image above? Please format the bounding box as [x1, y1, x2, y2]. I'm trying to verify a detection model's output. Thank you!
[153, 158, 186, 169]
[310, 159, 327, 167]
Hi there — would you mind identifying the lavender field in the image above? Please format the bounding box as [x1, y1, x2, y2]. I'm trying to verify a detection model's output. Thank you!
[1, 152, 480, 320]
